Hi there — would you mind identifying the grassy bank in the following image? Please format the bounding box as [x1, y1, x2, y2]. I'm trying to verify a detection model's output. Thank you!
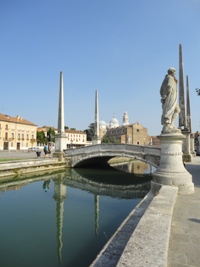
[0, 158, 30, 162]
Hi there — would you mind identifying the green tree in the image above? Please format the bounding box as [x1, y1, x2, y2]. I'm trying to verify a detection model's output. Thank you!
[47, 127, 55, 142]
[196, 88, 200, 95]
[101, 136, 120, 144]
[70, 128, 76, 130]
[84, 123, 94, 141]
[64, 126, 69, 130]
[37, 131, 46, 144]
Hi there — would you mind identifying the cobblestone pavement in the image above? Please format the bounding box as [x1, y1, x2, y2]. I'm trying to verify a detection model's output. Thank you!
[168, 156, 200, 267]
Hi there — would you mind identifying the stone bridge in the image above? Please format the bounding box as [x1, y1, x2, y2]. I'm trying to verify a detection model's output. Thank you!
[64, 144, 161, 168]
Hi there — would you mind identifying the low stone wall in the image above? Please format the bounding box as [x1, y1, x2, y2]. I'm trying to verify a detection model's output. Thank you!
[0, 158, 66, 179]
[90, 186, 178, 267]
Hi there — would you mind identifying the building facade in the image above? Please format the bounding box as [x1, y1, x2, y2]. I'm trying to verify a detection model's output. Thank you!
[99, 112, 151, 145]
[37, 126, 88, 148]
[104, 122, 151, 145]
[65, 129, 87, 148]
[0, 113, 37, 151]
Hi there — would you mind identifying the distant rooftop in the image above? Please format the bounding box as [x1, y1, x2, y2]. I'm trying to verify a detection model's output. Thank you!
[0, 113, 37, 126]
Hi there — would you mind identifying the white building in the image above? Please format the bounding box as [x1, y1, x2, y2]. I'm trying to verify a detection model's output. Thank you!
[65, 129, 87, 148]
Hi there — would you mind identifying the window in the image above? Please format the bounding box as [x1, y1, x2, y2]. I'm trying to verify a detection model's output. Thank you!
[12, 133, 14, 139]
[18, 133, 20, 139]
[5, 124, 8, 130]
[137, 129, 139, 132]
[137, 141, 140, 145]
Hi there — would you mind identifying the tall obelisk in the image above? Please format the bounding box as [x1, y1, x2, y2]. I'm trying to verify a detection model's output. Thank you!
[93, 90, 101, 144]
[179, 45, 191, 162]
[58, 71, 65, 134]
[186, 75, 191, 132]
[54, 71, 67, 159]
[179, 44, 186, 129]
[186, 76, 195, 156]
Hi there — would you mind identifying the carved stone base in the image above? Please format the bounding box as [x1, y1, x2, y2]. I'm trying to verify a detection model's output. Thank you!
[55, 133, 68, 152]
[151, 133, 194, 195]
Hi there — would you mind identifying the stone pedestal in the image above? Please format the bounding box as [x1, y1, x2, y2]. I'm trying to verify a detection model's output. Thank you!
[54, 133, 67, 161]
[55, 133, 67, 151]
[151, 133, 194, 195]
[92, 138, 101, 145]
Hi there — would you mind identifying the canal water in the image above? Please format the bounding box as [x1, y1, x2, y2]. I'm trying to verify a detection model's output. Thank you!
[0, 161, 153, 267]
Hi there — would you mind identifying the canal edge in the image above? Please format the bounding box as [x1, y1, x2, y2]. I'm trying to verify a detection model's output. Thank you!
[90, 186, 178, 267]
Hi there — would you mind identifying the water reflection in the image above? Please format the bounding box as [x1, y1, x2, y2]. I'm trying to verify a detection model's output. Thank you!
[94, 194, 99, 237]
[0, 167, 151, 267]
[110, 160, 156, 174]
[48, 168, 151, 265]
[43, 180, 50, 192]
[53, 174, 67, 264]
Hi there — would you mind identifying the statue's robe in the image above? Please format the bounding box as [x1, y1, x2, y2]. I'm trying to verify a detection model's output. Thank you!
[160, 75, 178, 125]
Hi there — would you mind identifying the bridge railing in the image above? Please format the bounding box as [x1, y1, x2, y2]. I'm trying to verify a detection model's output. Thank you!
[64, 144, 160, 157]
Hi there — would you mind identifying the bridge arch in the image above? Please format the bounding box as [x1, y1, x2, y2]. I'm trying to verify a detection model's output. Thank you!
[64, 144, 160, 168]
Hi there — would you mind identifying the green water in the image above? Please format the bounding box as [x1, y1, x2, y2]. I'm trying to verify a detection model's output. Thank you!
[0, 167, 151, 267]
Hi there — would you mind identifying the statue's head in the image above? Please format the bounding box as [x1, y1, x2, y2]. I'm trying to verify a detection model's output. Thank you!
[167, 67, 176, 76]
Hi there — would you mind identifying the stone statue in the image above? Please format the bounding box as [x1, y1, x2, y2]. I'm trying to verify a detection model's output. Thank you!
[160, 68, 181, 134]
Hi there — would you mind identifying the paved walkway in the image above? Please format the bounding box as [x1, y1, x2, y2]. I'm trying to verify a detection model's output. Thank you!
[0, 150, 47, 159]
[168, 157, 200, 267]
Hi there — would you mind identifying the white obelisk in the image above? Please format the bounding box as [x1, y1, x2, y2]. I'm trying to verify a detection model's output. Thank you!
[55, 71, 67, 158]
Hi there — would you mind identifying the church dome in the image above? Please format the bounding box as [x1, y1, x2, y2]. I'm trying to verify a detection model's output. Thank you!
[109, 115, 119, 128]
[99, 120, 107, 129]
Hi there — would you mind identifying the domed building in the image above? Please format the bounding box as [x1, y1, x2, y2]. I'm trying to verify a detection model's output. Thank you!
[122, 111, 129, 126]
[109, 115, 119, 129]
[99, 112, 151, 145]
[99, 120, 108, 139]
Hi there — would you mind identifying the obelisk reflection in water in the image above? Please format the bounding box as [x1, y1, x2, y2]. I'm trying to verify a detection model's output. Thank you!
[0, 165, 152, 267]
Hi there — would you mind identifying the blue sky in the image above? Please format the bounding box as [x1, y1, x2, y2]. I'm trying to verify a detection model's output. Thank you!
[0, 0, 200, 136]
